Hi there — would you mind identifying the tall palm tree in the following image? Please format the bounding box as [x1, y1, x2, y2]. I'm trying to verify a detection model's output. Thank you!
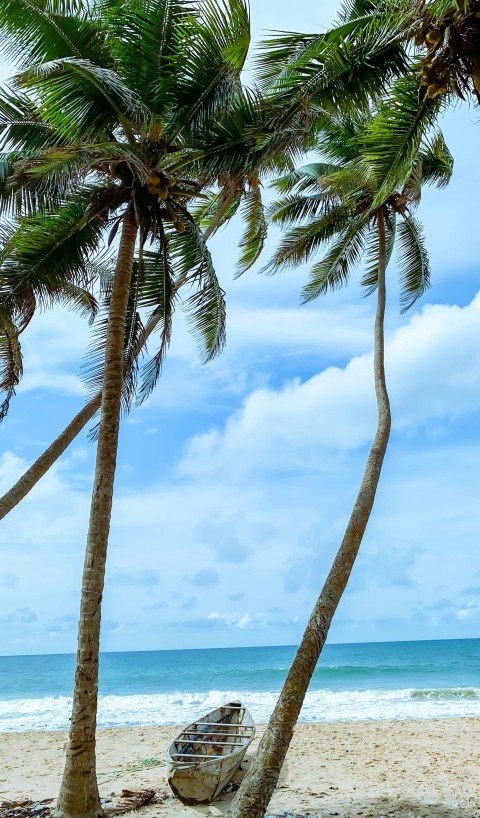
[227, 115, 453, 818]
[0, 3, 253, 817]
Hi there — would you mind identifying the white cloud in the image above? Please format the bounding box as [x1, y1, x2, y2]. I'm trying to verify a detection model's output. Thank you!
[17, 309, 90, 397]
[455, 603, 480, 621]
[1, 292, 480, 653]
[180, 293, 480, 481]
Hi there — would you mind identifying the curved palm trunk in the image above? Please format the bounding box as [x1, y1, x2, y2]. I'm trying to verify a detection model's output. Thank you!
[227, 212, 391, 818]
[0, 205, 233, 522]
[54, 212, 138, 818]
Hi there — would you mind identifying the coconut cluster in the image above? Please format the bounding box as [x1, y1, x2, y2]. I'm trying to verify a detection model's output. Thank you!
[413, 3, 480, 101]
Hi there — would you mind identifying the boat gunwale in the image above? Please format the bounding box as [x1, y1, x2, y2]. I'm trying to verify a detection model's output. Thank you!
[166, 704, 255, 772]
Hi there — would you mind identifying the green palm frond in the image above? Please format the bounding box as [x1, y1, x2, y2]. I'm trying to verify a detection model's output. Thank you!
[0, 152, 65, 217]
[0, 194, 105, 324]
[15, 58, 147, 142]
[171, 220, 226, 362]
[11, 142, 149, 201]
[271, 162, 343, 195]
[192, 186, 242, 238]
[301, 217, 369, 302]
[396, 214, 431, 312]
[83, 257, 146, 425]
[169, 0, 250, 135]
[181, 87, 302, 183]
[235, 184, 267, 276]
[337, 0, 378, 22]
[265, 204, 353, 272]
[136, 245, 176, 404]
[362, 67, 447, 208]
[417, 131, 454, 189]
[255, 15, 384, 94]
[268, 190, 336, 228]
[316, 114, 368, 163]
[257, 10, 409, 132]
[0, 0, 110, 68]
[0, 86, 63, 153]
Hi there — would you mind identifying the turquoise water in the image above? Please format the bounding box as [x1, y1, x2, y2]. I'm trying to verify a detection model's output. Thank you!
[0, 639, 479, 731]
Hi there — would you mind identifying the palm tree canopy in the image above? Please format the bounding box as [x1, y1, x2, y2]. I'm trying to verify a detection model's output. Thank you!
[0, 0, 259, 416]
[266, 114, 453, 311]
[255, 0, 477, 240]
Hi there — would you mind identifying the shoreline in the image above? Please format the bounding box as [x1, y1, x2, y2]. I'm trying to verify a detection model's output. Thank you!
[1, 718, 479, 817]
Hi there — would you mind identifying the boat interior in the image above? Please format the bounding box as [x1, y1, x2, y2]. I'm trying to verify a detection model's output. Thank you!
[171, 703, 255, 762]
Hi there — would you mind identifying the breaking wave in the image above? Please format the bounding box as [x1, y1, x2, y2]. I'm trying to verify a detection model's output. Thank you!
[1, 686, 479, 732]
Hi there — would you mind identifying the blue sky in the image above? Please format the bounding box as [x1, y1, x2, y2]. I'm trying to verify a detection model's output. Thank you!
[0, 1, 479, 656]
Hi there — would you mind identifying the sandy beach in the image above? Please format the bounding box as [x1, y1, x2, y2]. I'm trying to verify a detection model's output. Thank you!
[1, 719, 479, 818]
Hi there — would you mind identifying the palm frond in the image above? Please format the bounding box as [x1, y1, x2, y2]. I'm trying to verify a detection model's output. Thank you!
[268, 191, 336, 228]
[14, 58, 147, 142]
[83, 257, 146, 423]
[337, 0, 379, 22]
[417, 130, 454, 189]
[11, 142, 149, 201]
[136, 245, 176, 404]
[170, 220, 226, 362]
[271, 162, 343, 195]
[256, 9, 409, 131]
[168, 0, 250, 135]
[0, 0, 110, 69]
[0, 86, 64, 153]
[362, 66, 447, 208]
[0, 194, 105, 324]
[265, 204, 353, 272]
[396, 214, 431, 312]
[301, 217, 369, 302]
[101, 0, 187, 114]
[179, 87, 302, 184]
[0, 151, 66, 217]
[235, 184, 267, 276]
[192, 185, 242, 238]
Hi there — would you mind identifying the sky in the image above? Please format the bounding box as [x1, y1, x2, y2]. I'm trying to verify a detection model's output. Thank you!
[0, 1, 479, 656]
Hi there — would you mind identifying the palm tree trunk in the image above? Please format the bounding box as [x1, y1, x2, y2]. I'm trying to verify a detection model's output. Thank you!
[54, 211, 138, 818]
[0, 207, 234, 521]
[227, 211, 391, 818]
[0, 395, 101, 521]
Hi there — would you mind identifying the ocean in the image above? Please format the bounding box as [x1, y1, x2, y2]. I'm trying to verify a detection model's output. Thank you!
[0, 639, 479, 732]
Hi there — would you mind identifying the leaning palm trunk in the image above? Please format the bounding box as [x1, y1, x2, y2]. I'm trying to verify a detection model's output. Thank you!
[227, 212, 391, 818]
[0, 395, 102, 520]
[55, 212, 137, 818]
[0, 205, 232, 523]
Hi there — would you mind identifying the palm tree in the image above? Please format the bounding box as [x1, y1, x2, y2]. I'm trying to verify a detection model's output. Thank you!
[256, 0, 479, 221]
[226, 114, 453, 818]
[0, 3, 253, 817]
[0, 1, 417, 520]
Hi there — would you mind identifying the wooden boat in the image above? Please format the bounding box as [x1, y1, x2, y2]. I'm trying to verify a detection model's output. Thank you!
[166, 701, 255, 805]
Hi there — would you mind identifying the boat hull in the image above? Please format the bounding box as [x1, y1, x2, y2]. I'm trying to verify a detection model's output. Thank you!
[167, 703, 255, 805]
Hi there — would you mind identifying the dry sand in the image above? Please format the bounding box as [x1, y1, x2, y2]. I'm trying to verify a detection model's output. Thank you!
[1, 719, 479, 818]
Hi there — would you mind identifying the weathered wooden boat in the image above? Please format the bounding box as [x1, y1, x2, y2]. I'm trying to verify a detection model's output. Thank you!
[167, 701, 255, 805]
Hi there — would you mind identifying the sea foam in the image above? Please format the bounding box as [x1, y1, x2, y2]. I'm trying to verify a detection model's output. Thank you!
[1, 687, 479, 732]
